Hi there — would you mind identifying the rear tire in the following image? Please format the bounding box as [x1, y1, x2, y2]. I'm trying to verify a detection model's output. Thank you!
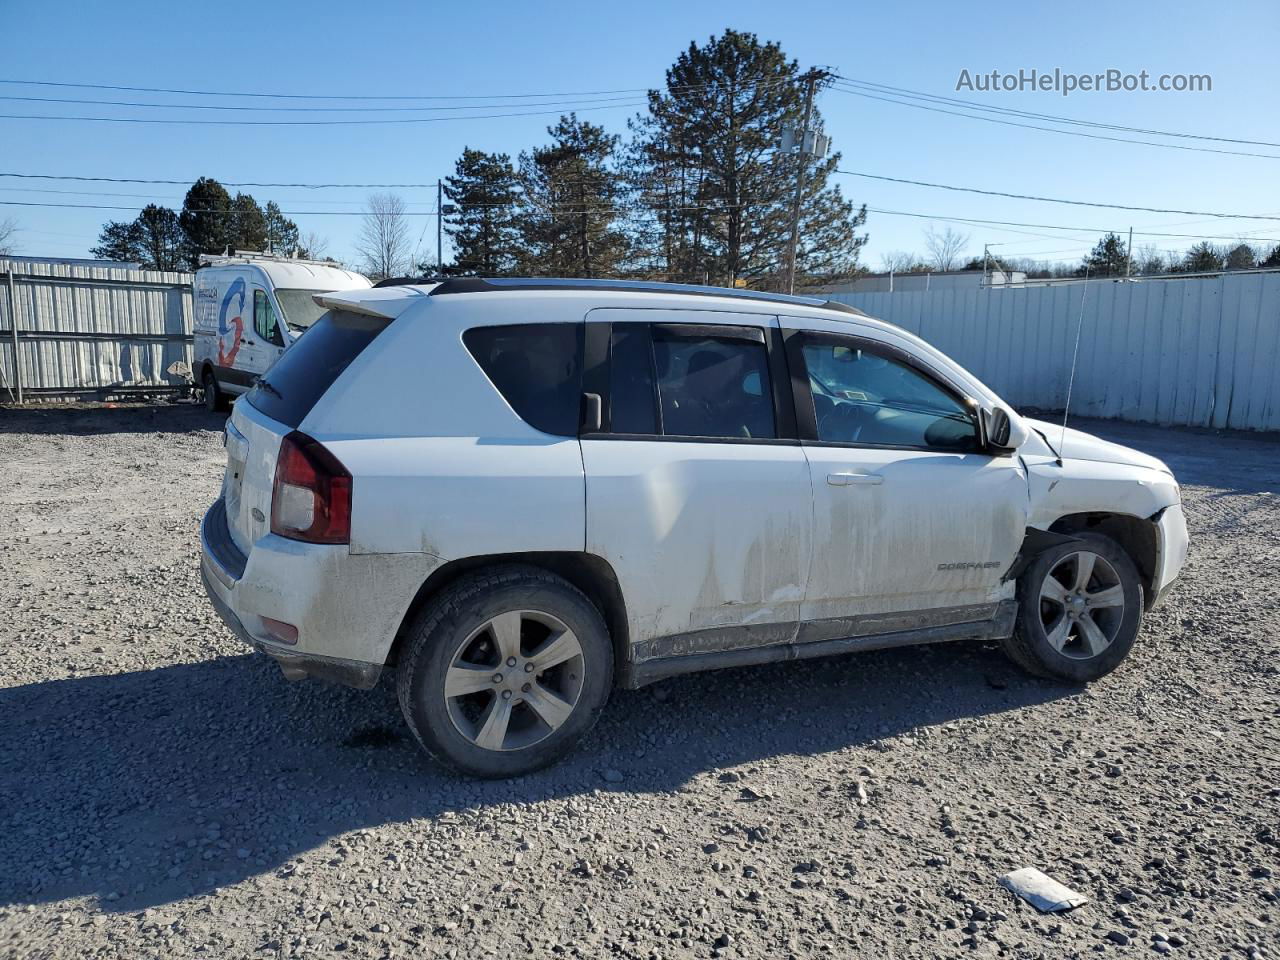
[1001, 532, 1144, 682]
[396, 566, 614, 778]
[202, 369, 228, 413]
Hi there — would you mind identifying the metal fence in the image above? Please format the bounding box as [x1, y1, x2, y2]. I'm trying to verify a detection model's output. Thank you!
[0, 259, 193, 401]
[829, 270, 1280, 432]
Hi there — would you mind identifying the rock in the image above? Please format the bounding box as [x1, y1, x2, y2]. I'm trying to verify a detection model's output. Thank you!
[1106, 931, 1130, 946]
[601, 769, 624, 784]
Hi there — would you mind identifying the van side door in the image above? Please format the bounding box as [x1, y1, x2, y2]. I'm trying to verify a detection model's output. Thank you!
[580, 308, 812, 671]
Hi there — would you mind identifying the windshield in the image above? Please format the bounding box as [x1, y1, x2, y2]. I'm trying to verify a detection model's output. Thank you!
[274, 289, 331, 330]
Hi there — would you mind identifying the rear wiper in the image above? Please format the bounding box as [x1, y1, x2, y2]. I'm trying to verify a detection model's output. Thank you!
[254, 378, 284, 400]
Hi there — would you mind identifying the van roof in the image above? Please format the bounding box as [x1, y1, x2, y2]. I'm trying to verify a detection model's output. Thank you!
[199, 258, 371, 290]
[327, 276, 869, 321]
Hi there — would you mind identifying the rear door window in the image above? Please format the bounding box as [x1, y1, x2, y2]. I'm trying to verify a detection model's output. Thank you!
[246, 309, 390, 427]
[652, 328, 775, 440]
[464, 323, 583, 437]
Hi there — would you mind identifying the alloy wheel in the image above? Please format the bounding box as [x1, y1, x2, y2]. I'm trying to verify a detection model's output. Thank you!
[443, 610, 586, 752]
[1038, 550, 1126, 660]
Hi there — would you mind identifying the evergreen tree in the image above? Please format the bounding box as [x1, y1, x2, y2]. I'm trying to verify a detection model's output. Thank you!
[442, 148, 523, 275]
[518, 115, 627, 277]
[1224, 242, 1257, 271]
[264, 201, 300, 255]
[629, 30, 867, 287]
[1259, 244, 1280, 269]
[230, 193, 269, 252]
[1180, 241, 1225, 273]
[91, 220, 143, 263]
[178, 177, 234, 268]
[1079, 233, 1131, 277]
[134, 205, 184, 271]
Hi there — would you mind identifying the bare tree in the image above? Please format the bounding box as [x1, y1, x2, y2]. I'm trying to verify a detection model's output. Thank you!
[0, 217, 18, 256]
[355, 194, 410, 280]
[879, 250, 926, 273]
[924, 225, 969, 272]
[299, 231, 331, 260]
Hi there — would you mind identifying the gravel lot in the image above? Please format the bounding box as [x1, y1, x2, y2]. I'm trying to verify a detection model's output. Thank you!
[1, 403, 1277, 960]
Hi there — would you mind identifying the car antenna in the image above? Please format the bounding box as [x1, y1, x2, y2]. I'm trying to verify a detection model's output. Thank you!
[1058, 265, 1092, 467]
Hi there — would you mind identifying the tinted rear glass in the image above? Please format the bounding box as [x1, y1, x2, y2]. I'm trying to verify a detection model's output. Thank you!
[463, 323, 583, 437]
[246, 309, 390, 427]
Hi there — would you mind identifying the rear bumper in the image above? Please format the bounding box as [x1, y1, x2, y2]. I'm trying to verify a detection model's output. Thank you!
[199, 498, 385, 690]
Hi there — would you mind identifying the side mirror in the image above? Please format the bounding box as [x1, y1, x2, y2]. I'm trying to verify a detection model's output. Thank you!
[982, 407, 1025, 454]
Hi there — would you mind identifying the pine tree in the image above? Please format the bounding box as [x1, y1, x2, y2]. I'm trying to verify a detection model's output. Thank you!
[442, 148, 523, 275]
[1079, 233, 1131, 277]
[179, 177, 234, 268]
[91, 220, 143, 263]
[629, 30, 867, 287]
[264, 201, 300, 255]
[1224, 243, 1257, 271]
[518, 115, 627, 277]
[134, 205, 184, 271]
[230, 193, 269, 252]
[1179, 241, 1225, 273]
[1260, 244, 1280, 269]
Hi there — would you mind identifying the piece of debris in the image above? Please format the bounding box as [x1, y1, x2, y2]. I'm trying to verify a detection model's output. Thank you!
[998, 867, 1089, 912]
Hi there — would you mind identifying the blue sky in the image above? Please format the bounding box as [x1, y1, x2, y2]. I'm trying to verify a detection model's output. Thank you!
[3, 0, 1278, 271]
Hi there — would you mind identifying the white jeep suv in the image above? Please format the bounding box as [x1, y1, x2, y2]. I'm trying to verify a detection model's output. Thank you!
[200, 278, 1189, 777]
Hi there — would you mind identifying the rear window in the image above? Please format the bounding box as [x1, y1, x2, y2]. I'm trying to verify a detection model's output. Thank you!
[463, 323, 583, 437]
[246, 309, 390, 427]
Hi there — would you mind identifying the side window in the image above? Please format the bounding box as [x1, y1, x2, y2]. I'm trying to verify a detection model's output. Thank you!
[608, 324, 658, 435]
[253, 290, 282, 346]
[801, 340, 979, 450]
[652, 329, 775, 440]
[464, 323, 583, 437]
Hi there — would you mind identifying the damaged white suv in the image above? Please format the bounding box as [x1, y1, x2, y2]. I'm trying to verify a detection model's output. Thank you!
[200, 278, 1188, 777]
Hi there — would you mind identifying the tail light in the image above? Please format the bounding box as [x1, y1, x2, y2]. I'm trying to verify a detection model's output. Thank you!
[271, 431, 352, 544]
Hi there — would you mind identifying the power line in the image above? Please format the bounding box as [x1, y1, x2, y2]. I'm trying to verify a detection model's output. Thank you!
[829, 82, 1280, 161]
[0, 75, 793, 102]
[864, 206, 1280, 244]
[7, 196, 1278, 245]
[0, 101, 646, 126]
[836, 169, 1280, 221]
[0, 93, 644, 113]
[836, 76, 1280, 150]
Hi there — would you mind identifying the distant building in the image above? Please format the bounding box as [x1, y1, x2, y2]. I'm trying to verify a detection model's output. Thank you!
[808, 269, 1026, 294]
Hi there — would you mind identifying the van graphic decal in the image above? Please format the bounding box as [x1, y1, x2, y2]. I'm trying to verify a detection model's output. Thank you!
[217, 278, 246, 367]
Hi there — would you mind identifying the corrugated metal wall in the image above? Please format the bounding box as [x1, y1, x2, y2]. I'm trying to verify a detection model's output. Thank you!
[828, 271, 1280, 432]
[0, 259, 193, 398]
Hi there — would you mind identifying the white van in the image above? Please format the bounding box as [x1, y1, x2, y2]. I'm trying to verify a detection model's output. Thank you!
[193, 253, 370, 411]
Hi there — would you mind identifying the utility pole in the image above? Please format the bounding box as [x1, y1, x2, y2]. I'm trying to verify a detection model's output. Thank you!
[1125, 225, 1134, 278]
[785, 69, 828, 295]
[436, 180, 443, 276]
[982, 243, 990, 287]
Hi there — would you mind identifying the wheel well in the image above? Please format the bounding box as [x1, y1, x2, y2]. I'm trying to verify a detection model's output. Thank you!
[1049, 512, 1159, 608]
[387, 552, 630, 677]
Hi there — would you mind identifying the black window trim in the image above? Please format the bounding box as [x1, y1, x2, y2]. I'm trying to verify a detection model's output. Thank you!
[583, 318, 801, 445]
[782, 327, 989, 454]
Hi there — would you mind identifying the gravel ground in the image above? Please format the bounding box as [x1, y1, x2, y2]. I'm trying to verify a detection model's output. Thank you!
[0, 402, 1277, 960]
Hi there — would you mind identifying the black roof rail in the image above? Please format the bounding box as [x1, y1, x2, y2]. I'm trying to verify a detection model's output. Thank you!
[426, 276, 861, 313]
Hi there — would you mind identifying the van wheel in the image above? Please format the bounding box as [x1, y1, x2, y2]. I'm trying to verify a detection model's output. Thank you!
[1000, 533, 1144, 683]
[396, 566, 614, 778]
[202, 370, 227, 413]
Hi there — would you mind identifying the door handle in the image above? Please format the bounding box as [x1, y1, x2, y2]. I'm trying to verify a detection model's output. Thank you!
[827, 472, 883, 486]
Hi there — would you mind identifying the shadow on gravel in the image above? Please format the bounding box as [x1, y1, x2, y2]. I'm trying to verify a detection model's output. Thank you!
[0, 641, 1072, 912]
[0, 404, 226, 437]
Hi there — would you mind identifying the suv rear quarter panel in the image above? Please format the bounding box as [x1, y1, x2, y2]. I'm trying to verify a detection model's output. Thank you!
[305, 296, 587, 560]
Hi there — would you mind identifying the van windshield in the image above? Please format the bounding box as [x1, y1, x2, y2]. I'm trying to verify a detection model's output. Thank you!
[274, 289, 331, 330]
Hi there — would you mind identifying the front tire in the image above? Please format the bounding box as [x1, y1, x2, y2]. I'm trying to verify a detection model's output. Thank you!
[396, 566, 614, 778]
[1001, 533, 1144, 682]
[202, 369, 228, 413]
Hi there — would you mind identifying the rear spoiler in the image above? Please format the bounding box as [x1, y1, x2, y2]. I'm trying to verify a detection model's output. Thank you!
[312, 286, 432, 320]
